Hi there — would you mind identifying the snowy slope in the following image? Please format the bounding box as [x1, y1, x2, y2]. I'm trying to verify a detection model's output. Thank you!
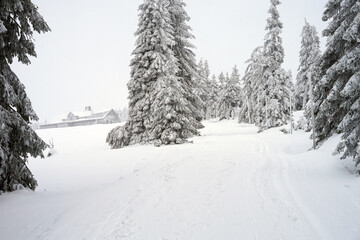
[0, 120, 359, 240]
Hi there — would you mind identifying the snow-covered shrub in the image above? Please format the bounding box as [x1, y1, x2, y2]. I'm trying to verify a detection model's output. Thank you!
[106, 126, 129, 149]
[294, 116, 308, 131]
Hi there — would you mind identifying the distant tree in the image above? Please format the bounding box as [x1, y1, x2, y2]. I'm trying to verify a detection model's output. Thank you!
[203, 60, 213, 119]
[295, 21, 321, 111]
[197, 59, 216, 119]
[0, 0, 50, 192]
[313, 0, 360, 174]
[230, 66, 243, 113]
[208, 74, 220, 118]
[217, 66, 241, 120]
[280, 69, 295, 127]
[218, 72, 226, 87]
[238, 47, 264, 124]
[195, 59, 209, 119]
[116, 107, 128, 122]
[203, 60, 211, 82]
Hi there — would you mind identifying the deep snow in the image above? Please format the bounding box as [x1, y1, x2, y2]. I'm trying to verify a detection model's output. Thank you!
[1, 119, 359, 240]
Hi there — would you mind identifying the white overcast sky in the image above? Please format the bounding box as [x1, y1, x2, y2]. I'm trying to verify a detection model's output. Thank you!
[12, 0, 328, 122]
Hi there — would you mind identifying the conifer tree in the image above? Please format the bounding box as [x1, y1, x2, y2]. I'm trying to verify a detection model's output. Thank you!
[0, 0, 49, 192]
[202, 60, 213, 119]
[238, 47, 265, 124]
[195, 59, 209, 119]
[112, 0, 160, 148]
[313, 0, 360, 173]
[218, 66, 241, 120]
[204, 60, 211, 82]
[231, 65, 243, 111]
[149, 0, 199, 146]
[295, 21, 321, 111]
[197, 59, 215, 119]
[217, 72, 227, 120]
[218, 72, 226, 87]
[260, 0, 289, 129]
[168, 0, 204, 128]
[107, 0, 201, 148]
[280, 69, 295, 127]
[208, 74, 219, 118]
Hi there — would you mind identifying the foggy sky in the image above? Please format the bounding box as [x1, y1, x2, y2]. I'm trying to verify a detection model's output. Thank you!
[11, 0, 328, 122]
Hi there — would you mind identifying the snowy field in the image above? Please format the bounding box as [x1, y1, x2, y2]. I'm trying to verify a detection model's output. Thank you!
[1, 118, 360, 240]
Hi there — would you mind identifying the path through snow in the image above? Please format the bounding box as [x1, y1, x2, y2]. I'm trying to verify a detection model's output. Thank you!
[0, 120, 359, 240]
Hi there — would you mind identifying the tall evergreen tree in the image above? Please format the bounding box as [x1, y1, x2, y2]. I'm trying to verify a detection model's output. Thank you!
[203, 60, 211, 82]
[313, 0, 360, 173]
[197, 59, 216, 119]
[107, 0, 201, 149]
[112, 0, 160, 148]
[260, 0, 290, 129]
[208, 74, 220, 119]
[202, 60, 213, 119]
[295, 21, 321, 111]
[195, 59, 209, 119]
[0, 0, 49, 192]
[218, 72, 226, 87]
[217, 66, 241, 120]
[280, 69, 295, 127]
[168, 0, 204, 128]
[232, 65, 243, 112]
[238, 47, 265, 124]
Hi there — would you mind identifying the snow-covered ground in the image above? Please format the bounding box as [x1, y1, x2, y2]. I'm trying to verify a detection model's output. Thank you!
[1, 118, 360, 240]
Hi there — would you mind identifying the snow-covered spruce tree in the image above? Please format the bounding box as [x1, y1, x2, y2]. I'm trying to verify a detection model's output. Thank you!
[204, 60, 211, 83]
[217, 72, 227, 120]
[168, 0, 204, 129]
[208, 74, 220, 119]
[238, 47, 265, 124]
[0, 1, 49, 192]
[312, 0, 360, 173]
[217, 66, 241, 120]
[260, 0, 290, 130]
[280, 69, 295, 127]
[108, 0, 159, 148]
[218, 72, 226, 87]
[195, 59, 209, 120]
[232, 65, 243, 111]
[215, 72, 225, 118]
[149, 52, 198, 146]
[202, 60, 213, 119]
[295, 21, 321, 111]
[148, 0, 199, 146]
[196, 59, 215, 119]
[107, 0, 200, 148]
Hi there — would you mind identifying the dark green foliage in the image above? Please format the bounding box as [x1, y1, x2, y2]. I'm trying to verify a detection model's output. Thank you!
[0, 0, 49, 192]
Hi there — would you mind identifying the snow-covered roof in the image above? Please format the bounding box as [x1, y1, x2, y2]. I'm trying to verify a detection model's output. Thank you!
[48, 108, 116, 124]
[69, 111, 92, 118]
[70, 109, 114, 119]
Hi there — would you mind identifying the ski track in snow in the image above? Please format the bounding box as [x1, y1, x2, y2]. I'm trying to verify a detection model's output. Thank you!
[1, 120, 359, 240]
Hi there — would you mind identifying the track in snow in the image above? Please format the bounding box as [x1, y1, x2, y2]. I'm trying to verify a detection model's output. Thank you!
[0, 120, 359, 240]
